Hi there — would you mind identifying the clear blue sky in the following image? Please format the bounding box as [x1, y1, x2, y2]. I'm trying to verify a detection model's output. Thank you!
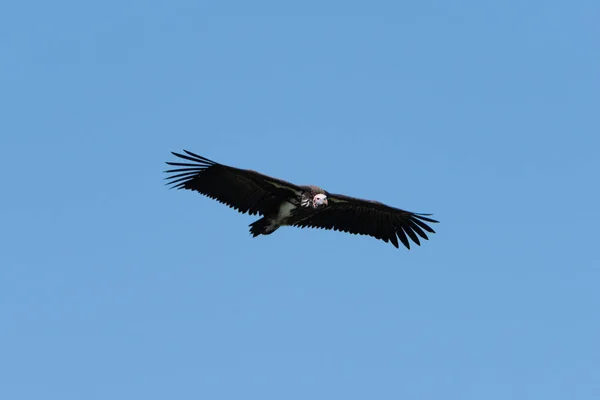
[2, 1, 599, 399]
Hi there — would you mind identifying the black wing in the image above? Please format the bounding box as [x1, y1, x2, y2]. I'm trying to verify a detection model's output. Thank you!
[164, 150, 304, 216]
[293, 192, 438, 249]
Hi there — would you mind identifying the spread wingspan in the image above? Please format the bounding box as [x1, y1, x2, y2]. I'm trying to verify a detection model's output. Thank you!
[165, 149, 439, 250]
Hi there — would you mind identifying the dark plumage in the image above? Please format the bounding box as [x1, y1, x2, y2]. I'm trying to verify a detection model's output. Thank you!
[164, 150, 439, 250]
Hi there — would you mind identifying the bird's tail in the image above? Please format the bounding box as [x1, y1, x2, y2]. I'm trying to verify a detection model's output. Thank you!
[249, 218, 278, 237]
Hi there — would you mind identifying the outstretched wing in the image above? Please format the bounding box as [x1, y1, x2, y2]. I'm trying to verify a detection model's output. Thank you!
[293, 192, 438, 249]
[164, 150, 304, 216]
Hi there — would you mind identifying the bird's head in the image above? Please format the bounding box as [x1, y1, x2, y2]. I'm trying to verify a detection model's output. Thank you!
[312, 193, 328, 208]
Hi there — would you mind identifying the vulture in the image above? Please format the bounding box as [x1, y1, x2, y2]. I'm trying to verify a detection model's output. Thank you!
[164, 150, 439, 250]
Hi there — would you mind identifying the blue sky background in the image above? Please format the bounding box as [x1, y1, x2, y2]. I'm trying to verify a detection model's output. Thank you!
[1, 1, 599, 399]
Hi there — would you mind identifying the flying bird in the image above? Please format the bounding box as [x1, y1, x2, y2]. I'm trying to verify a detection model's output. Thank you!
[164, 150, 439, 250]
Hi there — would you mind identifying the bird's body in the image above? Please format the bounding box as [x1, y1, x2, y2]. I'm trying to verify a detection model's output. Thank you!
[249, 185, 327, 236]
[164, 150, 438, 250]
[263, 200, 296, 233]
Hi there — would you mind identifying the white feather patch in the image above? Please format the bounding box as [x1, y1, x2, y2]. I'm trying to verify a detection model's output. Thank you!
[265, 179, 301, 195]
[265, 201, 296, 231]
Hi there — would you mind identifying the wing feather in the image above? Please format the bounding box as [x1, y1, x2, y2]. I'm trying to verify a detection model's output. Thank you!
[293, 192, 439, 249]
[164, 150, 303, 216]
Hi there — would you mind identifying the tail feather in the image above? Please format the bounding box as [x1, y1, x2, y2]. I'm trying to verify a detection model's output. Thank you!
[249, 218, 278, 237]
